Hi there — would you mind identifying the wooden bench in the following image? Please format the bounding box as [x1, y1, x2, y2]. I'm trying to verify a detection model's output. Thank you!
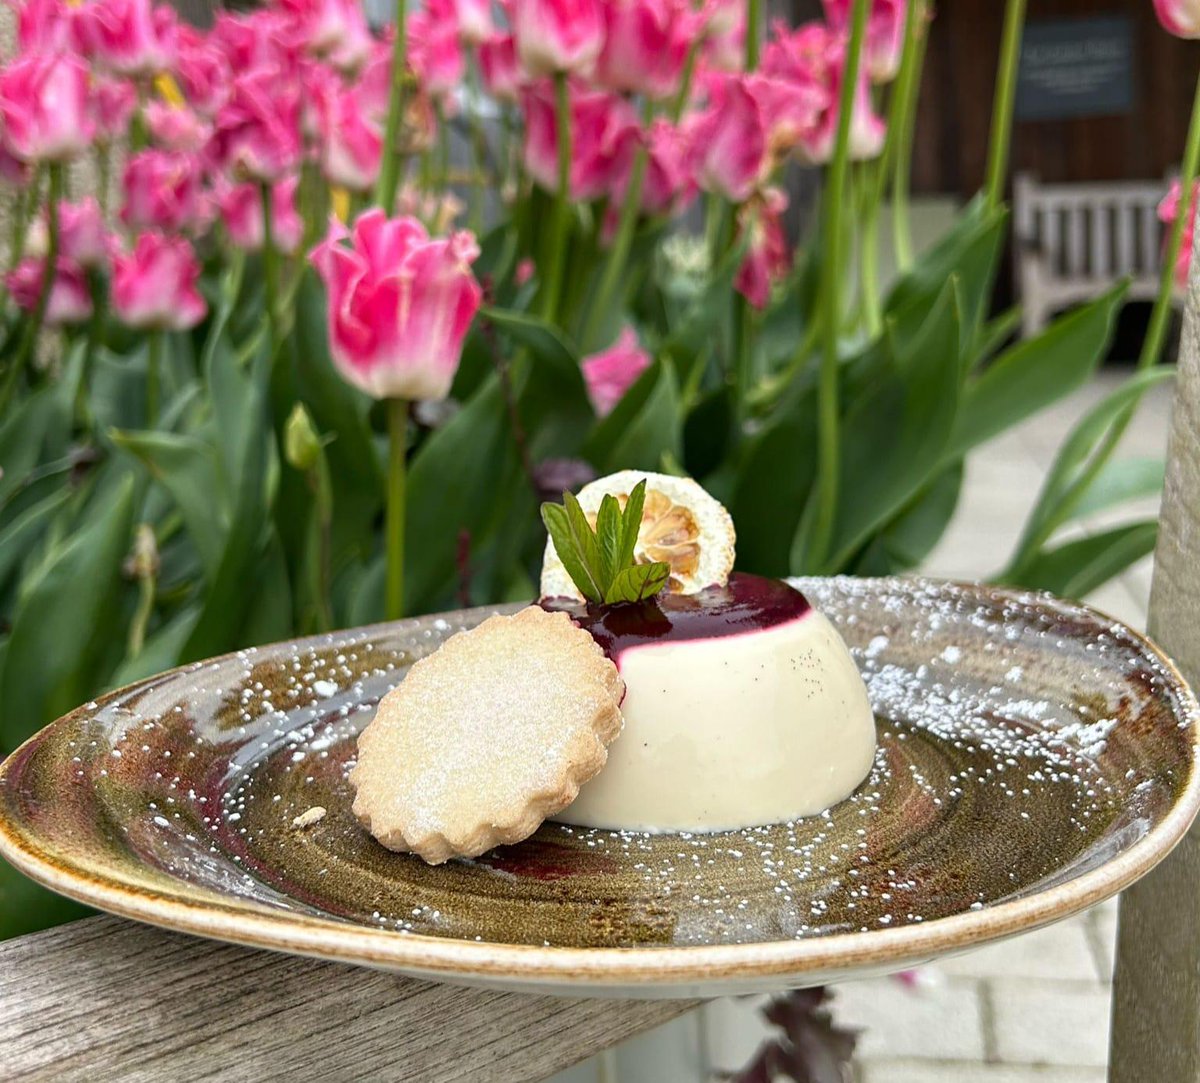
[1013, 172, 1174, 337]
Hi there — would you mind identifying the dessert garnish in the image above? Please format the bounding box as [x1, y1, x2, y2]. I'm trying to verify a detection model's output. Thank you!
[540, 478, 671, 605]
[350, 606, 622, 864]
[539, 470, 736, 600]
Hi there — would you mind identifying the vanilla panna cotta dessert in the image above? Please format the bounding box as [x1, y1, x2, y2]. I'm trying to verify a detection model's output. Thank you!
[539, 471, 877, 833]
[351, 470, 877, 863]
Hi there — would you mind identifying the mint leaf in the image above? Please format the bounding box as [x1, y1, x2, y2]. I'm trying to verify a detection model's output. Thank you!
[604, 562, 671, 605]
[540, 477, 670, 607]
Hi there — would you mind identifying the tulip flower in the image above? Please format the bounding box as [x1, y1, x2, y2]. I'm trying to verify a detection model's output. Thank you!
[410, 10, 466, 102]
[479, 33, 524, 102]
[734, 187, 791, 309]
[6, 257, 93, 326]
[73, 0, 177, 77]
[219, 177, 304, 255]
[90, 76, 138, 145]
[686, 74, 769, 202]
[211, 70, 302, 183]
[612, 119, 695, 217]
[510, 0, 605, 77]
[435, 0, 494, 45]
[595, 0, 698, 100]
[175, 25, 232, 117]
[144, 101, 212, 153]
[111, 232, 207, 331]
[523, 82, 638, 200]
[309, 211, 483, 402]
[316, 86, 383, 193]
[280, 0, 373, 70]
[0, 54, 93, 163]
[27, 198, 111, 269]
[1158, 179, 1198, 289]
[699, 0, 746, 72]
[822, 0, 907, 83]
[120, 149, 209, 234]
[581, 327, 652, 416]
[1154, 0, 1200, 37]
[15, 0, 74, 53]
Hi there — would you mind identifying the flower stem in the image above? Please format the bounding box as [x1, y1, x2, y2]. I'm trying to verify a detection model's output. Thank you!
[313, 453, 335, 633]
[809, 0, 869, 572]
[374, 0, 409, 215]
[96, 142, 112, 218]
[145, 329, 164, 427]
[385, 397, 409, 621]
[745, 0, 761, 69]
[1141, 73, 1200, 371]
[984, 0, 1027, 212]
[465, 59, 489, 233]
[891, 5, 928, 271]
[0, 164, 61, 414]
[582, 103, 652, 350]
[538, 71, 572, 322]
[76, 267, 107, 430]
[670, 41, 700, 123]
[261, 181, 282, 359]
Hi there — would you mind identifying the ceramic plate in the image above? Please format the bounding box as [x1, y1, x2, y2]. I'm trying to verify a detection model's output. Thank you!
[2, 578, 1198, 998]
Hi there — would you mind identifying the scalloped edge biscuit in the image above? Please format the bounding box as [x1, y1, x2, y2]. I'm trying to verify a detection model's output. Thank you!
[350, 606, 624, 864]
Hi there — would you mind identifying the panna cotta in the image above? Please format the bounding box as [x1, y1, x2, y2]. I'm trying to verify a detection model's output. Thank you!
[544, 574, 876, 833]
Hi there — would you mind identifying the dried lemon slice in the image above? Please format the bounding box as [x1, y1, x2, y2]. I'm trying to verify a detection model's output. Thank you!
[539, 470, 736, 600]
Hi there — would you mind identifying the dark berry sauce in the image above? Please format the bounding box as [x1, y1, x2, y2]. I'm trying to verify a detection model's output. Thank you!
[541, 573, 811, 659]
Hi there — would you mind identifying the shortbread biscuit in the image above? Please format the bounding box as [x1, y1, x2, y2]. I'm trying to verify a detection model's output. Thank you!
[350, 606, 624, 864]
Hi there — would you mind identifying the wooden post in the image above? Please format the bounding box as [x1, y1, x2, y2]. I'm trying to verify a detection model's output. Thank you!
[1109, 263, 1200, 1078]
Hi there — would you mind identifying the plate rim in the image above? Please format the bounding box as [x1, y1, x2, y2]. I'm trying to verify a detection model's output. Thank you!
[3, 577, 1199, 989]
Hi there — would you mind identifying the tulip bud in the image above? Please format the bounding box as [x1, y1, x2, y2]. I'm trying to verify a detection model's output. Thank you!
[1155, 0, 1200, 38]
[285, 404, 324, 473]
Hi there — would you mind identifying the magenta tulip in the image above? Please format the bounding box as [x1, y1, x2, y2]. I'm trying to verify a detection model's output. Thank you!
[435, 0, 494, 45]
[174, 25, 232, 117]
[1155, 0, 1200, 37]
[686, 74, 769, 202]
[309, 212, 483, 402]
[595, 0, 698, 100]
[581, 327, 651, 416]
[410, 10, 466, 100]
[611, 119, 694, 216]
[89, 75, 137, 144]
[280, 0, 373, 70]
[1159, 180, 1198, 289]
[822, 0, 907, 83]
[0, 54, 93, 163]
[15, 0, 74, 53]
[218, 177, 304, 255]
[510, 0, 605, 77]
[735, 187, 791, 309]
[6, 256, 93, 326]
[211, 70, 302, 183]
[73, 0, 177, 77]
[120, 149, 209, 234]
[479, 33, 524, 102]
[27, 197, 111, 269]
[111, 232, 207, 331]
[316, 85, 383, 192]
[144, 101, 211, 152]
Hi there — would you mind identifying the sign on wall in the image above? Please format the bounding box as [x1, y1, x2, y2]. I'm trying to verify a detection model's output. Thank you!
[1016, 16, 1135, 121]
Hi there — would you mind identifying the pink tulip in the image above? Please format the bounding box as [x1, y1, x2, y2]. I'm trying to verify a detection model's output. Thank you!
[316, 85, 383, 192]
[410, 9, 466, 101]
[280, 0, 373, 70]
[15, 0, 74, 53]
[218, 177, 304, 255]
[174, 25, 232, 116]
[111, 232, 207, 331]
[144, 101, 211, 152]
[510, 0, 605, 77]
[120, 149, 209, 234]
[0, 54, 93, 163]
[73, 0, 177, 77]
[612, 119, 694, 216]
[1158, 179, 1198, 289]
[1154, 0, 1200, 37]
[436, 0, 494, 45]
[309, 211, 483, 401]
[6, 256, 93, 326]
[686, 74, 768, 202]
[595, 0, 698, 100]
[211, 69, 302, 183]
[734, 187, 790, 309]
[699, 0, 745, 71]
[822, 0, 907, 83]
[479, 33, 524, 101]
[211, 10, 297, 74]
[89, 75, 137, 144]
[523, 81, 637, 200]
[27, 197, 111, 268]
[581, 327, 651, 416]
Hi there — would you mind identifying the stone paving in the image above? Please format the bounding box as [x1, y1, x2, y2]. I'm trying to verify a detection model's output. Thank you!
[551, 372, 1172, 1083]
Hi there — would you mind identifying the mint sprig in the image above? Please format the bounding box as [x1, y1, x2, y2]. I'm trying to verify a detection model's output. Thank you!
[541, 479, 671, 605]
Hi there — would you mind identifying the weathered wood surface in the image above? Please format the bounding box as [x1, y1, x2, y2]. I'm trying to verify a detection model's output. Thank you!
[0, 915, 700, 1082]
[1109, 253, 1200, 1077]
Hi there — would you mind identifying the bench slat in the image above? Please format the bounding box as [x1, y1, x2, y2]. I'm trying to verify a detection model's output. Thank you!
[0, 916, 700, 1082]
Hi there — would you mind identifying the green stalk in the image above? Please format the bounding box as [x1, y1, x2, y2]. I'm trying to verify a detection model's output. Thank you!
[374, 0, 409, 214]
[984, 0, 1027, 211]
[1, 164, 62, 414]
[734, 294, 757, 412]
[670, 40, 700, 123]
[261, 182, 282, 359]
[745, 0, 761, 69]
[146, 329, 163, 428]
[537, 71, 572, 322]
[76, 267, 107, 430]
[312, 452, 334, 633]
[859, 161, 884, 336]
[385, 397, 409, 621]
[465, 59, 490, 233]
[582, 102, 653, 350]
[809, 0, 869, 572]
[96, 143, 112, 218]
[891, 0, 929, 271]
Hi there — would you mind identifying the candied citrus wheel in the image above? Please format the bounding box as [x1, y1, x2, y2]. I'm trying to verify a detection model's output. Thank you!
[539, 470, 736, 600]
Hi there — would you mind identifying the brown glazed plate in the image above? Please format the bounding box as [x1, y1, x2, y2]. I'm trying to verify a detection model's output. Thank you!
[2, 577, 1198, 998]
